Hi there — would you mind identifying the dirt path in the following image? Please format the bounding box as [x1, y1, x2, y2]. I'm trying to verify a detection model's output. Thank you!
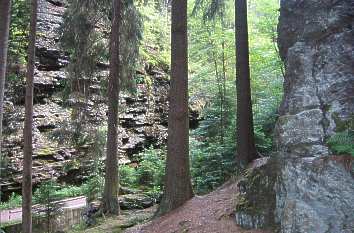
[125, 180, 269, 233]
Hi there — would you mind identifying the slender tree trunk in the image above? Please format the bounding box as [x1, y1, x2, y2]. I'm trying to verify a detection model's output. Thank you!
[220, 16, 227, 145]
[0, 0, 11, 159]
[235, 0, 258, 165]
[103, 0, 121, 215]
[157, 0, 193, 216]
[22, 1, 38, 232]
[221, 40, 227, 144]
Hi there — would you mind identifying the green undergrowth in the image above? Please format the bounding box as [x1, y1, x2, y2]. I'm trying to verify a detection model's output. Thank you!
[327, 115, 354, 157]
[120, 147, 165, 199]
[328, 130, 354, 157]
[0, 185, 86, 210]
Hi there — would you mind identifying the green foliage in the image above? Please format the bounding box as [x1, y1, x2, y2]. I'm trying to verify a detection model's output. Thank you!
[120, 165, 138, 187]
[8, 0, 30, 64]
[54, 185, 85, 199]
[82, 175, 104, 203]
[82, 128, 106, 202]
[63, 159, 81, 173]
[136, 147, 165, 189]
[328, 130, 354, 157]
[34, 180, 64, 233]
[190, 137, 237, 194]
[0, 193, 22, 210]
[33, 181, 62, 208]
[192, 0, 227, 21]
[60, 0, 142, 92]
[188, 0, 282, 193]
[0, 184, 86, 211]
[119, 147, 165, 197]
[137, 2, 170, 71]
[188, 0, 282, 149]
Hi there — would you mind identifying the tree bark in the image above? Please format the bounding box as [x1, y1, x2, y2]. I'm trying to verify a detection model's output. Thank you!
[0, 0, 11, 159]
[157, 0, 194, 216]
[22, 0, 38, 232]
[103, 0, 121, 215]
[235, 0, 258, 165]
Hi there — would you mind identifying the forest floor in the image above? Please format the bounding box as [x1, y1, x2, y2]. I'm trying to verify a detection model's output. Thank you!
[124, 179, 269, 233]
[70, 176, 270, 233]
[69, 207, 157, 233]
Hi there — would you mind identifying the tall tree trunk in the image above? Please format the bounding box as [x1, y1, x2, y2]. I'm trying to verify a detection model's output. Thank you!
[22, 1, 38, 232]
[235, 0, 258, 165]
[221, 40, 227, 144]
[0, 0, 11, 159]
[157, 0, 193, 216]
[103, 0, 121, 215]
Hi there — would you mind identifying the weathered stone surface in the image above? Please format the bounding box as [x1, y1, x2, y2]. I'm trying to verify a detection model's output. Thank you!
[275, 109, 328, 157]
[275, 0, 354, 157]
[119, 194, 155, 210]
[236, 1, 354, 232]
[276, 157, 354, 233]
[235, 158, 277, 230]
[271, 1, 354, 232]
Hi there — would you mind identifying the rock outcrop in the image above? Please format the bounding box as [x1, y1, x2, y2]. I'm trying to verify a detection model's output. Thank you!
[276, 156, 354, 233]
[274, 1, 354, 232]
[236, 0, 354, 232]
[275, 0, 354, 157]
[1, 0, 202, 199]
[235, 158, 277, 230]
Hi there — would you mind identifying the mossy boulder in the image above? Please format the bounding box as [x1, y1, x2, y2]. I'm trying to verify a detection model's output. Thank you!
[235, 157, 278, 230]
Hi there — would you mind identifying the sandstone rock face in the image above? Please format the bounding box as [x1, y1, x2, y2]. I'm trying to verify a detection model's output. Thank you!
[273, 1, 354, 233]
[235, 158, 277, 230]
[275, 0, 354, 157]
[276, 157, 354, 233]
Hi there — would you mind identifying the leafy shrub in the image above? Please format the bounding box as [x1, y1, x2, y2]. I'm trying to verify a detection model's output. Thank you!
[190, 138, 237, 194]
[34, 182, 86, 203]
[9, 0, 30, 64]
[55, 185, 85, 199]
[119, 147, 165, 197]
[82, 175, 104, 203]
[120, 165, 138, 187]
[82, 127, 106, 202]
[63, 159, 81, 173]
[136, 147, 165, 190]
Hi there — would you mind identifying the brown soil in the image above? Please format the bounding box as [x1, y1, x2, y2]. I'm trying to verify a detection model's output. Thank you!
[125, 180, 269, 233]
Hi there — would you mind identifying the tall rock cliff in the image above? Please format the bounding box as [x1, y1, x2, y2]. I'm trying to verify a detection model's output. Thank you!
[236, 0, 354, 232]
[274, 1, 354, 232]
[1, 0, 204, 200]
[275, 0, 354, 157]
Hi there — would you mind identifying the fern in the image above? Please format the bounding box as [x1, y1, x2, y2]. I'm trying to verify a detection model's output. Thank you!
[327, 130, 354, 157]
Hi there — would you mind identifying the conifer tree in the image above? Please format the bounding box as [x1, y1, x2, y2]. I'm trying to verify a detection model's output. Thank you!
[103, 0, 121, 215]
[0, 0, 11, 156]
[157, 0, 194, 216]
[235, 0, 258, 164]
[22, 0, 38, 232]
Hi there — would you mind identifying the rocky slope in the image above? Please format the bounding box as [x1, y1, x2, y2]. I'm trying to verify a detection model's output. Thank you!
[1, 0, 201, 200]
